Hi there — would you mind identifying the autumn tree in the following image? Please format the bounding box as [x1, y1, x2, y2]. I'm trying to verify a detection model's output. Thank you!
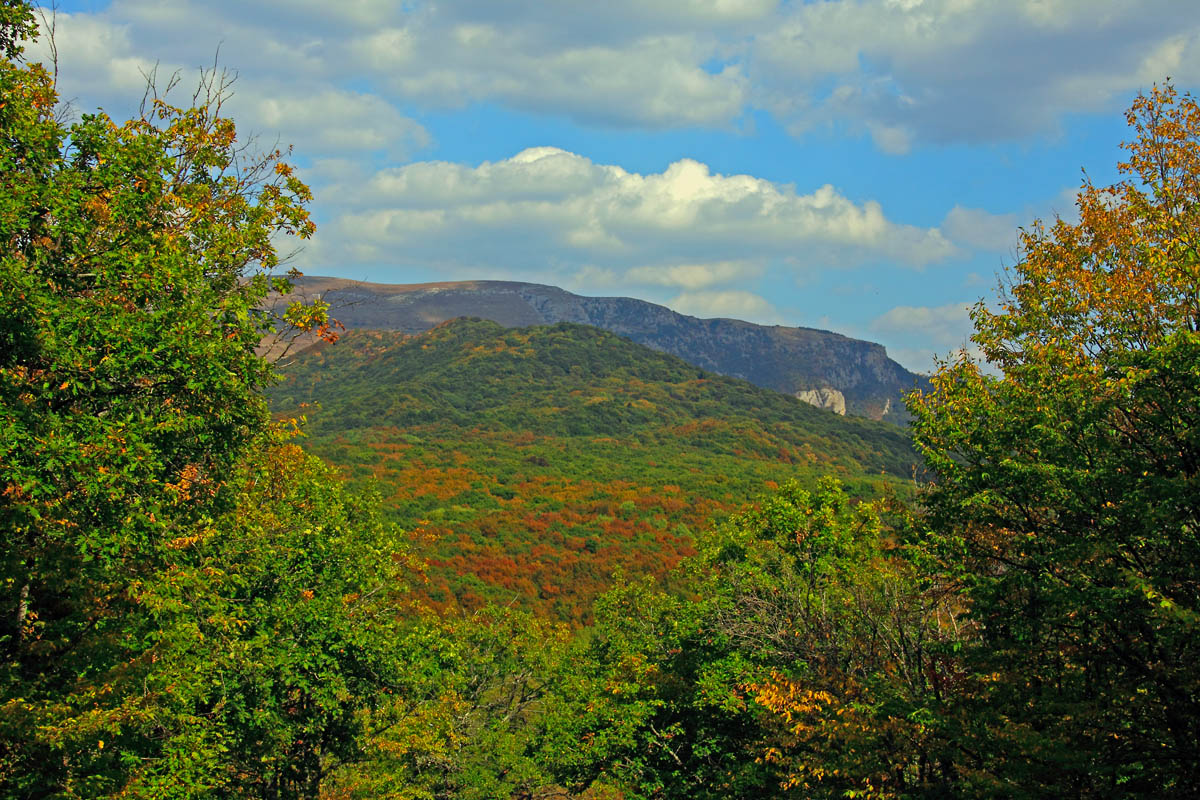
[713, 481, 963, 799]
[0, 5, 410, 797]
[548, 480, 962, 799]
[910, 84, 1200, 795]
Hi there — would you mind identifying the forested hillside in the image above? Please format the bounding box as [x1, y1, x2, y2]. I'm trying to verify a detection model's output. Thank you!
[271, 276, 926, 421]
[270, 319, 917, 619]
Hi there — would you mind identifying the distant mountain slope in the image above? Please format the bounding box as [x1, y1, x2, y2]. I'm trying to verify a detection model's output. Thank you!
[272, 319, 919, 477]
[281, 275, 927, 421]
[270, 319, 919, 620]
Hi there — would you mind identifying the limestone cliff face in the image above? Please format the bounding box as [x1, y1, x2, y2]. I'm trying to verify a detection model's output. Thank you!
[795, 388, 847, 415]
[280, 276, 928, 422]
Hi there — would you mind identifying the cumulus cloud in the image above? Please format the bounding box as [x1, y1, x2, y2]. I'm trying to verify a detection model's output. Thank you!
[233, 87, 430, 162]
[942, 205, 1021, 253]
[667, 290, 782, 322]
[47, 0, 752, 132]
[364, 30, 748, 128]
[32, 9, 430, 162]
[751, 0, 1200, 148]
[29, 12, 158, 105]
[870, 301, 980, 371]
[37, 0, 1200, 153]
[360, 0, 774, 110]
[314, 147, 957, 274]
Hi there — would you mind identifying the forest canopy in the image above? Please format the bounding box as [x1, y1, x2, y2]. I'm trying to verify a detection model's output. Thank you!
[0, 3, 411, 796]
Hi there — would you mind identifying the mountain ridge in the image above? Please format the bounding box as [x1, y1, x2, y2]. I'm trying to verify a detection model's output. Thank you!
[280, 275, 927, 421]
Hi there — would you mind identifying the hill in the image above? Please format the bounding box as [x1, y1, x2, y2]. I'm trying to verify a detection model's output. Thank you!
[270, 318, 919, 620]
[277, 275, 927, 421]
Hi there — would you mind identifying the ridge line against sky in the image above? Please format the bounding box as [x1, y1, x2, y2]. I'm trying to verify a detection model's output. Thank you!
[34, 0, 1200, 372]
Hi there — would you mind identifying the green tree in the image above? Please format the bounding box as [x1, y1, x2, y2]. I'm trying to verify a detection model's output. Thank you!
[543, 571, 767, 800]
[706, 480, 962, 799]
[105, 441, 417, 799]
[910, 84, 1200, 795]
[327, 605, 572, 800]
[549, 480, 961, 799]
[0, 7, 407, 797]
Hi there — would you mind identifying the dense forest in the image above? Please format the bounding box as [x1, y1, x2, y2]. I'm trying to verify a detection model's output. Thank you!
[269, 319, 917, 620]
[2, 4, 1199, 798]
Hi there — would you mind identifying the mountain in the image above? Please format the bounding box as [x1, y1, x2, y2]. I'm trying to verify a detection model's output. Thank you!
[279, 275, 927, 421]
[270, 318, 919, 620]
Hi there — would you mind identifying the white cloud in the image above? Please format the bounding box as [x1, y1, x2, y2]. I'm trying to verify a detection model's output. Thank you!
[668, 290, 781, 322]
[58, 0, 753, 131]
[231, 86, 430, 162]
[942, 205, 1021, 252]
[31, 10, 431, 166]
[1049, 184, 1083, 224]
[368, 31, 748, 128]
[32, 0, 1200, 154]
[870, 300, 980, 371]
[625, 260, 761, 290]
[872, 301, 975, 344]
[30, 12, 157, 103]
[868, 122, 915, 156]
[313, 147, 957, 274]
[750, 0, 1200, 148]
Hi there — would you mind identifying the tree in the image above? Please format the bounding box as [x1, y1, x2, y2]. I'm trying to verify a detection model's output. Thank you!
[326, 606, 573, 800]
[103, 441, 416, 799]
[543, 570, 771, 800]
[909, 84, 1200, 795]
[549, 480, 962, 800]
[0, 6, 405, 796]
[712, 480, 963, 799]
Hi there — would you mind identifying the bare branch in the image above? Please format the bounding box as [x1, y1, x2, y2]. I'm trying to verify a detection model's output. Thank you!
[34, 1, 58, 87]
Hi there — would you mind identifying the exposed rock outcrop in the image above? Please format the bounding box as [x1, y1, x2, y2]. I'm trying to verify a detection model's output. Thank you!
[795, 387, 847, 415]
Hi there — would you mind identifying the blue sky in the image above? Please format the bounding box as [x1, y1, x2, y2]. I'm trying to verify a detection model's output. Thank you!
[33, 0, 1200, 371]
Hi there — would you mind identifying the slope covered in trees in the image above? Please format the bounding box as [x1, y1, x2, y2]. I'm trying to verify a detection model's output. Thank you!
[270, 275, 926, 421]
[270, 319, 919, 619]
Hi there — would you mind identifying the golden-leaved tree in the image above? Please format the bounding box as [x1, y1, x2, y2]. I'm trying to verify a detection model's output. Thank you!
[911, 84, 1200, 795]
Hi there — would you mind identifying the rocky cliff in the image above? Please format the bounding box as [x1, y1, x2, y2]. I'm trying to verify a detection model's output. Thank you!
[277, 276, 928, 421]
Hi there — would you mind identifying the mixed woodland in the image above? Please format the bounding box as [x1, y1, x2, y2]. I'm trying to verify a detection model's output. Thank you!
[269, 319, 918, 621]
[2, 4, 1199, 798]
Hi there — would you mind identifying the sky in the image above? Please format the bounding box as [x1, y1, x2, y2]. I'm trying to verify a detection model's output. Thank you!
[29, 0, 1200, 372]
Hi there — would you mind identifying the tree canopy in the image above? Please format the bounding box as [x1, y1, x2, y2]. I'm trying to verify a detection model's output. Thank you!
[0, 6, 413, 797]
[910, 84, 1200, 795]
